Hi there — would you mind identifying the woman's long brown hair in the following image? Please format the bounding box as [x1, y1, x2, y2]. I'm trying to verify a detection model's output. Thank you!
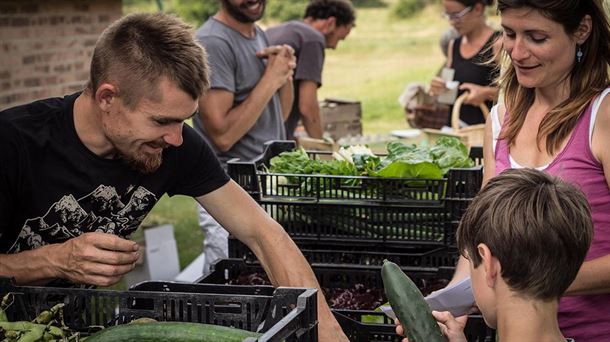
[497, 0, 610, 155]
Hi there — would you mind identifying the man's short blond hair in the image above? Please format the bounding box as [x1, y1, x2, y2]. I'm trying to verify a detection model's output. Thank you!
[88, 12, 209, 108]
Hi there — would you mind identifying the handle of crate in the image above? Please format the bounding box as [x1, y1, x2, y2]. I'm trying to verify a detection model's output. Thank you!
[451, 93, 490, 131]
[258, 140, 297, 166]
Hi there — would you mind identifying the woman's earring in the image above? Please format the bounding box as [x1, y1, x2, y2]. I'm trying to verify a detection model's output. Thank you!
[576, 44, 583, 63]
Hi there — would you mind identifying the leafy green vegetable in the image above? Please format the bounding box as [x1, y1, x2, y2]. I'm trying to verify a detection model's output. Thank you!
[268, 137, 472, 182]
[429, 137, 475, 174]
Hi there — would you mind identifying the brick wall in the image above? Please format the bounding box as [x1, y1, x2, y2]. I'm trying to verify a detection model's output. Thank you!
[0, 0, 122, 110]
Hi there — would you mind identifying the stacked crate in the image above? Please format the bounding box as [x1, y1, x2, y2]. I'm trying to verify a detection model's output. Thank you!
[200, 259, 495, 342]
[228, 140, 482, 253]
[224, 140, 488, 341]
[0, 276, 318, 342]
[319, 98, 363, 140]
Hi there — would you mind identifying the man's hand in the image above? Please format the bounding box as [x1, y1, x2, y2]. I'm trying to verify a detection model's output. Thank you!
[257, 44, 297, 89]
[52, 232, 139, 286]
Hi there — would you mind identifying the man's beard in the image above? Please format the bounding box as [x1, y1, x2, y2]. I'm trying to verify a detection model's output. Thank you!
[123, 151, 163, 174]
[118, 142, 167, 174]
[222, 0, 266, 23]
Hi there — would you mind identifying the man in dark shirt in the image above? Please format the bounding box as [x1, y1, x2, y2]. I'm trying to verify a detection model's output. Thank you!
[267, 0, 356, 140]
[0, 12, 345, 340]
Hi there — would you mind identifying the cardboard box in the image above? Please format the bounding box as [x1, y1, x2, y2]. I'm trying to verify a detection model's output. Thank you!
[319, 98, 363, 140]
[124, 224, 180, 287]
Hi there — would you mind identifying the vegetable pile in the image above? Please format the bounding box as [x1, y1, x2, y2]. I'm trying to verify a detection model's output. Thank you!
[228, 270, 449, 311]
[0, 293, 85, 341]
[0, 293, 261, 342]
[269, 137, 474, 179]
[264, 137, 473, 240]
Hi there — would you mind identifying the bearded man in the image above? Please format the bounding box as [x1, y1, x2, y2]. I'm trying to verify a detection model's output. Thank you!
[0, 9, 347, 342]
[193, 0, 295, 279]
[192, 2, 348, 340]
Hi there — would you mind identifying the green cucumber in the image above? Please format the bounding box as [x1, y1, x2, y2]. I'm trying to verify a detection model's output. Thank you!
[381, 260, 444, 342]
[84, 321, 261, 342]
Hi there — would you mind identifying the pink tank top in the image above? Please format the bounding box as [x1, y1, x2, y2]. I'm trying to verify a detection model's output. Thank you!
[495, 100, 610, 341]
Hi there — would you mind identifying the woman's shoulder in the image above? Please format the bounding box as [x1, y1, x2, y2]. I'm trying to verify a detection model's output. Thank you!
[593, 87, 610, 122]
[490, 103, 507, 124]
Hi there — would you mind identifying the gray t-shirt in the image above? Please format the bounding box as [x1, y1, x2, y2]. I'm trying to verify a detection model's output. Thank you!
[194, 17, 286, 166]
[267, 21, 325, 140]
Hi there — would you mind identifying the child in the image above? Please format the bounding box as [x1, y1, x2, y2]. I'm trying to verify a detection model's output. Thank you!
[397, 168, 593, 341]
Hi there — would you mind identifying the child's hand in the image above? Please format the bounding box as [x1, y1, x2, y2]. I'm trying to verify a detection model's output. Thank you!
[394, 318, 409, 342]
[394, 311, 468, 342]
[431, 311, 468, 342]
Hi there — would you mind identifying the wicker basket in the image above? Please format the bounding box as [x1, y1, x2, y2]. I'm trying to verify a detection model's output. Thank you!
[422, 93, 488, 148]
[405, 103, 450, 130]
[450, 93, 488, 147]
[403, 83, 450, 129]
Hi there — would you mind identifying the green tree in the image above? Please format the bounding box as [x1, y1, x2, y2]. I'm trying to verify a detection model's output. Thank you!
[352, 0, 387, 8]
[171, 0, 219, 26]
[392, 0, 426, 19]
[265, 0, 308, 22]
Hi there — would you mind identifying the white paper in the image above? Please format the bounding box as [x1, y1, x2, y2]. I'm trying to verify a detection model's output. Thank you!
[437, 67, 459, 105]
[378, 277, 476, 320]
[424, 277, 475, 317]
[380, 304, 396, 320]
[440, 67, 455, 82]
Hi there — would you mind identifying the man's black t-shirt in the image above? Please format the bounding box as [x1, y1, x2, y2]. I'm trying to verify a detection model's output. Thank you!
[0, 93, 229, 253]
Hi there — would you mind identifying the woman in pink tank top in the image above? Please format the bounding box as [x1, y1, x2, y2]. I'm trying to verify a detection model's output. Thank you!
[484, 0, 610, 340]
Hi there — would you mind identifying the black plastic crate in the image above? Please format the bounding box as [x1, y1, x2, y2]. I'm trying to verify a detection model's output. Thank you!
[334, 311, 494, 342]
[198, 259, 451, 305]
[199, 259, 495, 342]
[0, 276, 317, 342]
[229, 236, 459, 268]
[228, 141, 482, 247]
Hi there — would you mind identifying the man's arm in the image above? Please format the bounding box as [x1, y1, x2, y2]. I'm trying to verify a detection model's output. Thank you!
[0, 232, 139, 286]
[279, 80, 293, 121]
[198, 45, 295, 152]
[298, 80, 323, 139]
[196, 180, 348, 341]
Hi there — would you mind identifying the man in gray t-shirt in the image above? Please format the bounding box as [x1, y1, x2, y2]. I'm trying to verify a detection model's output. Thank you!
[193, 1, 295, 278]
[194, 12, 291, 164]
[267, 0, 356, 140]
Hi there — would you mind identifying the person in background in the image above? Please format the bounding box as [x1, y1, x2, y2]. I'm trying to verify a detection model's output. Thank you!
[439, 27, 460, 58]
[452, 0, 610, 340]
[193, 0, 294, 278]
[266, 0, 356, 140]
[397, 169, 592, 342]
[429, 0, 502, 127]
[0, 12, 346, 341]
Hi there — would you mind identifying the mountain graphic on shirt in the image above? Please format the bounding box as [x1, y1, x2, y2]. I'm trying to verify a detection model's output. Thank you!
[8, 185, 157, 253]
[81, 185, 126, 216]
[117, 187, 157, 236]
[44, 195, 89, 227]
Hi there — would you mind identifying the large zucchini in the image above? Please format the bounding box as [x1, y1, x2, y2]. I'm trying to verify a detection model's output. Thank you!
[84, 321, 261, 342]
[381, 260, 444, 342]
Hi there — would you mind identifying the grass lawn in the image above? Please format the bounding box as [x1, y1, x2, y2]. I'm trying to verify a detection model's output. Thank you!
[114, 0, 470, 289]
[319, 4, 447, 134]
